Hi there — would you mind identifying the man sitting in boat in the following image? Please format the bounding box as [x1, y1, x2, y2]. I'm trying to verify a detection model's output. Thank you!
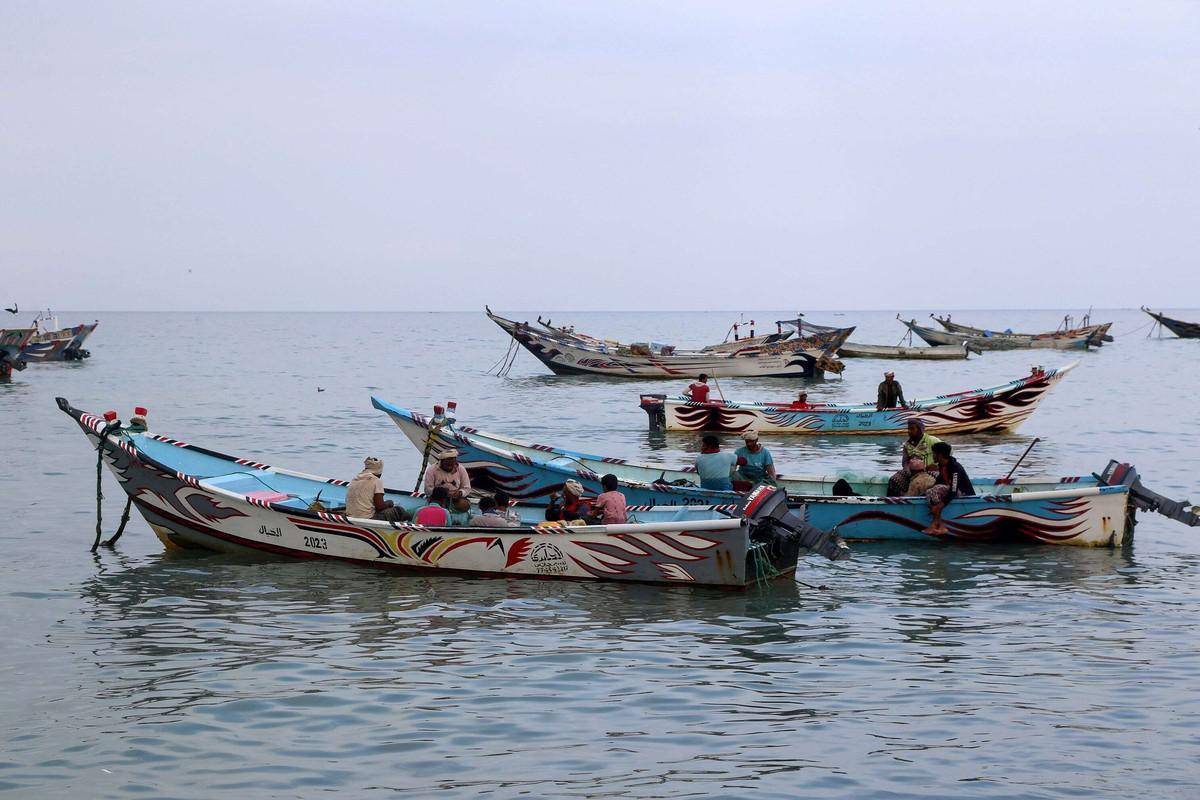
[687, 374, 711, 403]
[546, 479, 593, 522]
[924, 442, 976, 535]
[886, 420, 942, 496]
[695, 435, 744, 491]
[470, 496, 519, 527]
[448, 495, 474, 526]
[415, 486, 452, 526]
[591, 474, 628, 524]
[734, 431, 777, 486]
[424, 448, 472, 498]
[790, 391, 810, 410]
[345, 457, 409, 522]
[876, 371, 906, 410]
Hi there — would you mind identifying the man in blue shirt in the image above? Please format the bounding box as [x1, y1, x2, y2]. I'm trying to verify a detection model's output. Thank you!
[695, 435, 741, 491]
[734, 431, 777, 486]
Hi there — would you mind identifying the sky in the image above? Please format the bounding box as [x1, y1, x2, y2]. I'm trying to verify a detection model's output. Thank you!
[2, 1, 1197, 311]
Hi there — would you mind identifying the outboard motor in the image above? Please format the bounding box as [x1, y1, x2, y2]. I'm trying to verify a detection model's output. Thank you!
[640, 394, 666, 432]
[737, 486, 849, 571]
[1100, 461, 1200, 528]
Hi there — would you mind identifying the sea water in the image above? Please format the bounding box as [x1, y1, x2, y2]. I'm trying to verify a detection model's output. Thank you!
[2, 308, 1198, 798]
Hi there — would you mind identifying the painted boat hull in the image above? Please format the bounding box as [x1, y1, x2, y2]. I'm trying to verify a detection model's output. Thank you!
[902, 319, 1092, 351]
[58, 399, 820, 587]
[936, 316, 1113, 346]
[643, 362, 1076, 435]
[374, 398, 1139, 547]
[1143, 308, 1200, 339]
[838, 341, 971, 360]
[1, 328, 34, 371]
[22, 322, 97, 362]
[487, 308, 846, 378]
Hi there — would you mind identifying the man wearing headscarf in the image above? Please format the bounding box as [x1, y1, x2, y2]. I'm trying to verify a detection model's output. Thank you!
[876, 371, 906, 410]
[423, 448, 472, 498]
[887, 420, 942, 496]
[545, 479, 594, 522]
[346, 457, 408, 521]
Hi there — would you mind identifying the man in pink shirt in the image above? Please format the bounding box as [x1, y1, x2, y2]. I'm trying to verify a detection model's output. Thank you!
[591, 474, 628, 525]
[423, 448, 471, 498]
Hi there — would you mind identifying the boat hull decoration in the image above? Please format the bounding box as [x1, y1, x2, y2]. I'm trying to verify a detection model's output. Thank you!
[1, 328, 34, 373]
[639, 363, 1077, 435]
[934, 315, 1114, 346]
[58, 399, 847, 586]
[1142, 307, 1200, 339]
[22, 321, 98, 362]
[486, 307, 849, 379]
[371, 398, 1183, 548]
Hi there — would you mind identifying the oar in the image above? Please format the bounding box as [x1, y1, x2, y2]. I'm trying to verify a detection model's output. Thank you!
[1003, 438, 1041, 482]
[709, 372, 727, 402]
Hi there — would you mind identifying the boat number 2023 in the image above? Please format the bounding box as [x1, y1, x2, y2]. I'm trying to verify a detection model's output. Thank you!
[304, 536, 329, 550]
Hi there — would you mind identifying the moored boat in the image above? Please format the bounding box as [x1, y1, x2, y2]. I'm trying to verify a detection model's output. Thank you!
[638, 362, 1077, 435]
[933, 314, 1113, 347]
[487, 307, 850, 379]
[774, 315, 976, 360]
[1, 327, 34, 378]
[900, 317, 1095, 351]
[374, 398, 1200, 547]
[59, 398, 846, 586]
[22, 311, 97, 362]
[1142, 307, 1200, 339]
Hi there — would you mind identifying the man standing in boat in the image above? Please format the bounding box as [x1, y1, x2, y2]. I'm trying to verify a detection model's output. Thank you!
[876, 371, 906, 410]
[423, 448, 472, 498]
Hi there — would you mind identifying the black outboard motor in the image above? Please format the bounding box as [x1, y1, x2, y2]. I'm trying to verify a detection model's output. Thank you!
[1100, 460, 1200, 528]
[737, 486, 849, 571]
[640, 394, 667, 432]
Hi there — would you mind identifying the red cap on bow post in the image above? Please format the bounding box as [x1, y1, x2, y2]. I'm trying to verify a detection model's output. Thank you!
[103, 410, 118, 422]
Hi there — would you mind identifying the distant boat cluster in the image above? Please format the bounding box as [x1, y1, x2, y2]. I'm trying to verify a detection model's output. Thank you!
[38, 305, 1200, 588]
[0, 309, 97, 379]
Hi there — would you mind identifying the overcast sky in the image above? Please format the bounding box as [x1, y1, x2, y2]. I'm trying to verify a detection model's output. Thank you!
[2, 1, 1197, 311]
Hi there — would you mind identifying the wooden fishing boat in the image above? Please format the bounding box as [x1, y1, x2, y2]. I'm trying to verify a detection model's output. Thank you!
[0, 327, 34, 378]
[639, 362, 1076, 435]
[774, 315, 975, 360]
[900, 317, 1094, 351]
[487, 307, 850, 379]
[1142, 307, 1200, 339]
[375, 398, 1200, 547]
[59, 398, 847, 586]
[933, 314, 1113, 346]
[22, 312, 97, 362]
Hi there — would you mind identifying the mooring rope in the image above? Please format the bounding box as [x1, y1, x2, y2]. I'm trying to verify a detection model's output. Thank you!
[90, 424, 117, 552]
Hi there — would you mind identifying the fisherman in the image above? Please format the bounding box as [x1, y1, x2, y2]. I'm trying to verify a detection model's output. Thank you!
[590, 474, 628, 524]
[695, 435, 742, 491]
[470, 496, 520, 527]
[734, 431, 777, 486]
[904, 458, 937, 496]
[546, 479, 594, 522]
[687, 374, 711, 403]
[791, 390, 810, 410]
[886, 420, 942, 496]
[876, 371, 906, 410]
[414, 486, 452, 526]
[924, 441, 975, 535]
[494, 490, 520, 526]
[345, 457, 408, 522]
[423, 448, 472, 497]
[447, 495, 474, 526]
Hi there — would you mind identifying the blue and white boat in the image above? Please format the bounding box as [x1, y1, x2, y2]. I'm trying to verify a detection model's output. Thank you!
[374, 398, 1200, 548]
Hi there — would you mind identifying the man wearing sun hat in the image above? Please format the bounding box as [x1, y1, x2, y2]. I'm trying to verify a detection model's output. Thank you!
[423, 448, 472, 497]
[876, 370, 906, 410]
[734, 430, 777, 486]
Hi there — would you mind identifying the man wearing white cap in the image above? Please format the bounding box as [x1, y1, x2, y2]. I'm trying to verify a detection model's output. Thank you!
[346, 457, 407, 521]
[545, 479, 594, 522]
[734, 431, 777, 486]
[876, 371, 905, 410]
[423, 448, 472, 497]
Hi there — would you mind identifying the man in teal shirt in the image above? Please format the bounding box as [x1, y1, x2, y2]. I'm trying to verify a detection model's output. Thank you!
[735, 431, 777, 486]
[695, 435, 741, 491]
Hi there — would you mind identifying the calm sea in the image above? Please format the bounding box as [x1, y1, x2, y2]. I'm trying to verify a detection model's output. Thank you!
[2, 308, 1199, 799]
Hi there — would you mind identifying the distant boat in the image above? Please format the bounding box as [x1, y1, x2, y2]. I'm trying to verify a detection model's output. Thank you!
[899, 317, 1096, 351]
[58, 397, 846, 587]
[773, 314, 976, 360]
[486, 307, 851, 379]
[933, 313, 1113, 346]
[0, 327, 34, 377]
[374, 398, 1200, 547]
[639, 362, 1077, 435]
[1142, 307, 1200, 339]
[22, 311, 97, 362]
